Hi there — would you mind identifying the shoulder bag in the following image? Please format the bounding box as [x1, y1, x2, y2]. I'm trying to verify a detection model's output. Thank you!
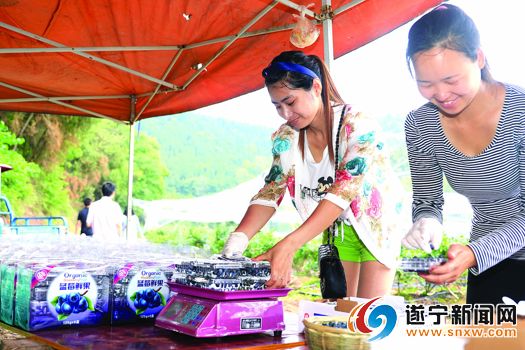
[318, 105, 347, 300]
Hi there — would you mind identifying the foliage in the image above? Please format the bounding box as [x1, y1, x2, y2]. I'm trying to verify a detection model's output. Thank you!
[147, 222, 469, 304]
[145, 220, 321, 276]
[63, 119, 168, 209]
[0, 119, 40, 212]
[0, 112, 168, 228]
[0, 112, 93, 165]
[0, 109, 415, 232]
[32, 164, 75, 219]
[139, 113, 273, 197]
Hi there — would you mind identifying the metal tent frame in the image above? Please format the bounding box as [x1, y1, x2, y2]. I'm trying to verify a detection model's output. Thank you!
[0, 0, 442, 236]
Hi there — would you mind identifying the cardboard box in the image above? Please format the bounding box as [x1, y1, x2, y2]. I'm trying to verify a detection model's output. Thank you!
[336, 295, 406, 317]
[335, 298, 359, 313]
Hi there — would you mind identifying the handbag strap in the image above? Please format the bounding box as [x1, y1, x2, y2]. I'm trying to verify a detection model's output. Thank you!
[327, 105, 346, 246]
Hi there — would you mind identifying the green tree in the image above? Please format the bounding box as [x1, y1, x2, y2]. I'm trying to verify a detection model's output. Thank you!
[65, 119, 168, 208]
[0, 111, 168, 227]
[140, 113, 272, 197]
[0, 120, 40, 213]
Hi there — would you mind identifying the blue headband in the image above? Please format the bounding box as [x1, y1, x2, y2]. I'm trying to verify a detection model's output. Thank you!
[262, 61, 320, 80]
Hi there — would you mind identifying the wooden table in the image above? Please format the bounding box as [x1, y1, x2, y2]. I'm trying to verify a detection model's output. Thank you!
[0, 322, 307, 350]
[1, 318, 523, 350]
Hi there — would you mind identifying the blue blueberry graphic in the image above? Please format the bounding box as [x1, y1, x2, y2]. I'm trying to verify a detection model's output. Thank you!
[139, 298, 148, 308]
[146, 289, 156, 300]
[150, 294, 161, 308]
[67, 292, 81, 305]
[130, 288, 165, 315]
[74, 297, 89, 313]
[52, 292, 93, 320]
[60, 302, 73, 315]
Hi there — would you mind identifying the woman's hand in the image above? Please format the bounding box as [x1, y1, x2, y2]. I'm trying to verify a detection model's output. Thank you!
[402, 217, 443, 254]
[253, 239, 297, 289]
[419, 244, 477, 284]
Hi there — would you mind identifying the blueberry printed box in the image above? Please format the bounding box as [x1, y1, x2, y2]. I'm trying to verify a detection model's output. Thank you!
[14, 262, 110, 331]
[1, 259, 56, 325]
[109, 262, 172, 325]
[0, 262, 17, 325]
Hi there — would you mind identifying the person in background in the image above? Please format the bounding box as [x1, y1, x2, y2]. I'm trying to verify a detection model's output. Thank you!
[86, 181, 122, 241]
[123, 207, 144, 242]
[221, 50, 403, 298]
[402, 4, 525, 305]
[75, 197, 93, 236]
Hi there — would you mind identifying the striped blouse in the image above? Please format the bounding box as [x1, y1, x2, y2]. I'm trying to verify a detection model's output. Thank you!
[405, 83, 525, 275]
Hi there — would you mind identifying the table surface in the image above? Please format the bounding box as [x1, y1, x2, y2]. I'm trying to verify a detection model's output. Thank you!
[0, 322, 307, 350]
[1, 316, 523, 350]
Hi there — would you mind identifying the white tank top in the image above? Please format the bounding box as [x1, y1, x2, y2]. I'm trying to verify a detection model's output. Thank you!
[296, 132, 335, 219]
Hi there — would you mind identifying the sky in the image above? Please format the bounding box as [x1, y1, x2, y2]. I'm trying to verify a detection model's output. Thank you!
[196, 0, 525, 130]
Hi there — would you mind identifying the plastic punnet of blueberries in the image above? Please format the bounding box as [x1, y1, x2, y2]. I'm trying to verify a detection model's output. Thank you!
[399, 257, 447, 273]
[399, 238, 451, 273]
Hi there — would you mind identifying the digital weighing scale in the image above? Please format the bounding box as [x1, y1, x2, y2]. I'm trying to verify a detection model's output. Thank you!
[155, 282, 291, 337]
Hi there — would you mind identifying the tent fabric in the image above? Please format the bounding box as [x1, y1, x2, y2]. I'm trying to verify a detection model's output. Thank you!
[0, 0, 443, 123]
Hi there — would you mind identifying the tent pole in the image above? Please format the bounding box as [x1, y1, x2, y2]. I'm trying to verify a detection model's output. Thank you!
[322, 0, 334, 70]
[126, 96, 136, 240]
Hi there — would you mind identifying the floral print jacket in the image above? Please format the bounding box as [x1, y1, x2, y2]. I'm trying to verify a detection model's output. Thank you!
[250, 105, 403, 267]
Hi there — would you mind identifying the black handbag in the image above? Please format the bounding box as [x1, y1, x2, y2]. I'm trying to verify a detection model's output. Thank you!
[318, 105, 347, 299]
[319, 224, 347, 299]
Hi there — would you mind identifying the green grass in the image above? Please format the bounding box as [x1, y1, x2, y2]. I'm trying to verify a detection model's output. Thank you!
[146, 222, 468, 304]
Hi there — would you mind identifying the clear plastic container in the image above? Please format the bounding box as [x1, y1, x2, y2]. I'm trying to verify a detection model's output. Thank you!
[399, 257, 447, 273]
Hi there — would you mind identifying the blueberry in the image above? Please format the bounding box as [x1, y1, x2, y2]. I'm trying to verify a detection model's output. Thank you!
[55, 302, 62, 314]
[61, 302, 73, 315]
[150, 294, 161, 308]
[76, 297, 88, 312]
[134, 299, 141, 309]
[145, 289, 156, 300]
[139, 298, 148, 308]
[67, 293, 81, 306]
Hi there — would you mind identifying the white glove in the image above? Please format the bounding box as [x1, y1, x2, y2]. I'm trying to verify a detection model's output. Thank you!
[222, 231, 249, 258]
[402, 217, 443, 254]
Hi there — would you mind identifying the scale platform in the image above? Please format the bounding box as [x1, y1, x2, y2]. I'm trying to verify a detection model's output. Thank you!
[155, 282, 291, 338]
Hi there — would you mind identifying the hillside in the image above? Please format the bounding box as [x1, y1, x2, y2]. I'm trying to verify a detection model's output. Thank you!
[140, 113, 274, 197]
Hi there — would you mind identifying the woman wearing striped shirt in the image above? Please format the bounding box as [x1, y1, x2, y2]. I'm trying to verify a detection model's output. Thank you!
[402, 4, 525, 305]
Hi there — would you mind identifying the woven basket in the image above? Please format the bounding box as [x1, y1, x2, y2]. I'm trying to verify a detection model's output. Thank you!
[303, 316, 370, 350]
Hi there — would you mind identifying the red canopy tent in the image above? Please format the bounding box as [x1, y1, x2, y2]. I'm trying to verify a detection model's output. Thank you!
[0, 0, 442, 228]
[0, 0, 442, 123]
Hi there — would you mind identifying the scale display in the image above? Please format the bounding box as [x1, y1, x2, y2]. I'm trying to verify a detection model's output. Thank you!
[165, 301, 209, 328]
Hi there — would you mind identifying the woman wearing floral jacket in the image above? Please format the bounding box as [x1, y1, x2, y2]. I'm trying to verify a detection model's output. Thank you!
[222, 51, 403, 298]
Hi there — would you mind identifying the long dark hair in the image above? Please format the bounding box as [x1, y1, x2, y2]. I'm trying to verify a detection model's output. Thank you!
[262, 51, 344, 163]
[406, 4, 493, 82]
